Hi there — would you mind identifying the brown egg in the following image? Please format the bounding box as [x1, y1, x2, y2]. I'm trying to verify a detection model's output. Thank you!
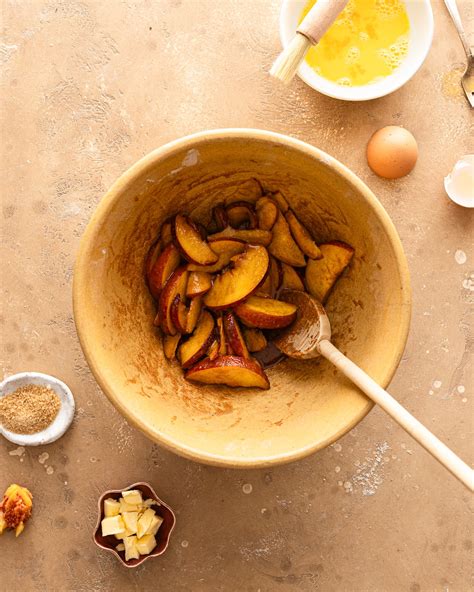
[366, 126, 418, 179]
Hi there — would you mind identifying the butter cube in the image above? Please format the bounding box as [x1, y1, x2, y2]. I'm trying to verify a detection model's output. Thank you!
[119, 497, 141, 514]
[124, 535, 140, 561]
[143, 498, 157, 508]
[146, 514, 164, 536]
[114, 527, 135, 540]
[136, 534, 157, 556]
[104, 498, 120, 517]
[101, 515, 125, 537]
[136, 508, 155, 539]
[122, 511, 139, 535]
[116, 543, 125, 552]
[122, 490, 143, 506]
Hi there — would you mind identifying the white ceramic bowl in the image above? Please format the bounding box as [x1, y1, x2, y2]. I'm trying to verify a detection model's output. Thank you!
[279, 0, 434, 101]
[0, 372, 75, 446]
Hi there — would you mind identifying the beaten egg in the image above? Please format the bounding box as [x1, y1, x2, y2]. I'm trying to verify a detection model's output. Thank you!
[366, 126, 418, 179]
[300, 0, 410, 87]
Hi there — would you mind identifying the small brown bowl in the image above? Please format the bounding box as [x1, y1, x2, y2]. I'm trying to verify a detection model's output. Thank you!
[93, 481, 176, 568]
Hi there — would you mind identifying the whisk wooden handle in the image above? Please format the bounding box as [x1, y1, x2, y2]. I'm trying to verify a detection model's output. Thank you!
[318, 339, 474, 491]
[297, 0, 349, 45]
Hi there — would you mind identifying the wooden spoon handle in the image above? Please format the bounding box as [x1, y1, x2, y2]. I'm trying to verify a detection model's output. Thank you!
[297, 0, 349, 45]
[318, 339, 474, 491]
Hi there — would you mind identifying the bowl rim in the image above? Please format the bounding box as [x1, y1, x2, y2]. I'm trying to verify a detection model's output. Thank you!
[73, 128, 411, 468]
[279, 0, 434, 101]
[93, 481, 176, 568]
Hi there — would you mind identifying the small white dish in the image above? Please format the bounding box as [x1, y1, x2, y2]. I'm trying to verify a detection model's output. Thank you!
[0, 372, 75, 446]
[279, 0, 434, 101]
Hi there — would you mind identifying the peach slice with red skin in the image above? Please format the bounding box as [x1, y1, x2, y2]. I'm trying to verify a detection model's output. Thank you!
[285, 210, 322, 260]
[170, 295, 188, 334]
[186, 296, 203, 334]
[212, 205, 228, 232]
[185, 355, 270, 389]
[305, 241, 354, 303]
[226, 201, 257, 229]
[148, 243, 181, 300]
[173, 214, 218, 265]
[208, 227, 272, 246]
[178, 310, 215, 368]
[242, 327, 267, 353]
[281, 262, 305, 291]
[216, 316, 228, 355]
[256, 197, 278, 231]
[207, 339, 219, 361]
[159, 266, 189, 335]
[269, 257, 283, 296]
[187, 239, 246, 274]
[268, 212, 306, 267]
[186, 271, 212, 298]
[223, 312, 250, 358]
[204, 245, 270, 309]
[234, 296, 297, 329]
[163, 333, 181, 360]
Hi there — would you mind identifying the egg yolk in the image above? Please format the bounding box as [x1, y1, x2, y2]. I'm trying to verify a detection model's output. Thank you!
[300, 0, 410, 87]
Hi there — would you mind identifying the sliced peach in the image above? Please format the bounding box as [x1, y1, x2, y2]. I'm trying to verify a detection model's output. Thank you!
[226, 201, 257, 229]
[158, 266, 189, 335]
[160, 220, 173, 249]
[208, 227, 272, 246]
[268, 211, 306, 267]
[173, 214, 218, 265]
[234, 296, 297, 329]
[281, 262, 305, 291]
[256, 197, 278, 230]
[255, 274, 272, 297]
[212, 205, 228, 232]
[186, 271, 212, 298]
[187, 238, 246, 273]
[178, 311, 215, 368]
[185, 355, 270, 389]
[242, 327, 267, 353]
[207, 339, 219, 361]
[269, 191, 289, 213]
[269, 257, 283, 296]
[223, 312, 249, 358]
[224, 178, 262, 206]
[170, 294, 188, 334]
[217, 316, 228, 355]
[285, 210, 322, 260]
[305, 241, 354, 303]
[163, 333, 181, 360]
[204, 245, 269, 309]
[186, 295, 203, 334]
[148, 243, 181, 300]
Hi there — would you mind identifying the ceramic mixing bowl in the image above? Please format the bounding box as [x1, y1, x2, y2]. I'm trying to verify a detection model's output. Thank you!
[73, 129, 411, 468]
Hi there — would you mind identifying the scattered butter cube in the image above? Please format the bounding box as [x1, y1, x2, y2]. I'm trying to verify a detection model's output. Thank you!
[104, 498, 121, 517]
[114, 527, 135, 540]
[116, 543, 125, 552]
[101, 515, 125, 537]
[146, 514, 164, 537]
[122, 511, 139, 535]
[122, 490, 143, 506]
[137, 508, 155, 538]
[143, 498, 157, 508]
[124, 535, 140, 561]
[136, 534, 157, 555]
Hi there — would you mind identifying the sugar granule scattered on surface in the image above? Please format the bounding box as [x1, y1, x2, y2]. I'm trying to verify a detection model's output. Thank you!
[351, 442, 390, 496]
[433, 380, 442, 389]
[242, 483, 253, 494]
[454, 249, 467, 264]
[181, 540, 189, 548]
[457, 385, 465, 394]
[335, 466, 341, 473]
[38, 452, 49, 464]
[46, 465, 54, 475]
[9, 446, 25, 457]
[462, 398, 467, 403]
[333, 443, 342, 452]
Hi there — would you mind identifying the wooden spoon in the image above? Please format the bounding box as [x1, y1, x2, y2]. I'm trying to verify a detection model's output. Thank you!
[275, 289, 473, 491]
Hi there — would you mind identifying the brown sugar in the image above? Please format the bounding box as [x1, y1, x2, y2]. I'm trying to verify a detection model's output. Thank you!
[0, 384, 61, 434]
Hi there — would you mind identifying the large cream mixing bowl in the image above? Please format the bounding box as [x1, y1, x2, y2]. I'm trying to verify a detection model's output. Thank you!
[73, 129, 411, 467]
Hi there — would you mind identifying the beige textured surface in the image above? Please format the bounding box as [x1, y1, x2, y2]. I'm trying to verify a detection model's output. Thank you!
[1, 1, 473, 591]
